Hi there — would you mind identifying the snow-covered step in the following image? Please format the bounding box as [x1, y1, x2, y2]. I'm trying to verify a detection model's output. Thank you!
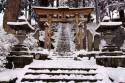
[23, 74, 97, 79]
[28, 67, 97, 71]
[21, 78, 102, 82]
[17, 59, 102, 83]
[20, 67, 102, 83]
[26, 70, 97, 74]
[25, 72, 98, 76]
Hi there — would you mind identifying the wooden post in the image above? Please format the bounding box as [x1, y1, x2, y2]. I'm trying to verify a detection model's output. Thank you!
[83, 21, 87, 50]
[79, 22, 83, 49]
[75, 13, 81, 50]
[57, 0, 59, 7]
[44, 14, 52, 50]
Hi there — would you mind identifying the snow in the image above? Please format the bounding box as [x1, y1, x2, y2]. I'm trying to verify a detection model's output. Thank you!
[39, 30, 45, 41]
[32, 6, 58, 9]
[23, 33, 38, 49]
[7, 21, 29, 25]
[107, 67, 125, 83]
[0, 13, 3, 27]
[0, 69, 22, 81]
[99, 22, 122, 26]
[87, 23, 99, 36]
[99, 39, 107, 51]
[75, 49, 88, 55]
[0, 56, 125, 83]
[30, 49, 49, 55]
[96, 56, 125, 58]
[0, 13, 5, 32]
[32, 6, 94, 10]
[1, 3, 125, 83]
[103, 16, 110, 21]
[28, 58, 97, 69]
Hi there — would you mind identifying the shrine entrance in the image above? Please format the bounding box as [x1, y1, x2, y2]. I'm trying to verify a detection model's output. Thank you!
[33, 7, 93, 52]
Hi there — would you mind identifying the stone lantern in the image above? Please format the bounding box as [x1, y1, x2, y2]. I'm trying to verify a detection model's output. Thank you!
[6, 21, 35, 68]
[96, 22, 122, 52]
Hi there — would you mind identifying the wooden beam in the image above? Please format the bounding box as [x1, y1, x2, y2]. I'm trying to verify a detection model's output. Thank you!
[33, 7, 94, 16]
[39, 18, 87, 23]
[44, 15, 52, 49]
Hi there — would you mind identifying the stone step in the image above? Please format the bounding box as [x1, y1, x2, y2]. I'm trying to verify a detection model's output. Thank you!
[21, 78, 102, 82]
[19, 67, 101, 83]
[27, 70, 96, 74]
[25, 72, 97, 76]
[10, 51, 29, 56]
[29, 67, 97, 71]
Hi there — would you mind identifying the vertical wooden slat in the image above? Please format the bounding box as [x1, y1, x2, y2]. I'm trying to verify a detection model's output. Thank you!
[75, 13, 80, 50]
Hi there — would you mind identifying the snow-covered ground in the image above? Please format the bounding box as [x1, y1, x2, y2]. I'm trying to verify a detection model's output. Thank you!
[0, 57, 125, 83]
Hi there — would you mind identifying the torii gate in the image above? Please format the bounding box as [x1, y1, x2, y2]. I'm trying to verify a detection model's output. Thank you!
[33, 7, 94, 50]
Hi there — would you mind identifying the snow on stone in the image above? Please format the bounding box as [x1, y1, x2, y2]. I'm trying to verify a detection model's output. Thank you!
[99, 22, 122, 26]
[39, 30, 45, 41]
[0, 13, 5, 32]
[96, 55, 125, 58]
[99, 39, 107, 51]
[29, 58, 97, 69]
[0, 69, 22, 81]
[23, 33, 38, 49]
[103, 15, 110, 21]
[107, 67, 125, 83]
[87, 23, 99, 36]
[75, 49, 87, 55]
[7, 21, 35, 30]
[30, 49, 49, 55]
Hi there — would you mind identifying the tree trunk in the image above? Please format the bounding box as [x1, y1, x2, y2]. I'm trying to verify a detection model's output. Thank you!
[75, 0, 79, 7]
[3, 0, 21, 34]
[119, 10, 125, 22]
[56, 0, 59, 7]
[39, 0, 49, 7]
[28, 0, 32, 24]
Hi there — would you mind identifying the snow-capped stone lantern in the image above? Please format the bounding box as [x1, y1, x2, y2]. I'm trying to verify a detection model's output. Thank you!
[6, 21, 34, 69]
[7, 21, 35, 44]
[96, 22, 122, 52]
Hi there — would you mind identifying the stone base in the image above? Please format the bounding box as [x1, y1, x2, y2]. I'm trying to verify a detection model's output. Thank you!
[6, 56, 33, 69]
[33, 54, 48, 60]
[96, 56, 125, 67]
[0, 78, 17, 83]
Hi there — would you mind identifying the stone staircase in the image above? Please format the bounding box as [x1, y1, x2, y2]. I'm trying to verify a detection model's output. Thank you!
[16, 59, 102, 83]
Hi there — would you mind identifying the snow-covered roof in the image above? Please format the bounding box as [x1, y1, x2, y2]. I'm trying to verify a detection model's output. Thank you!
[7, 21, 35, 30]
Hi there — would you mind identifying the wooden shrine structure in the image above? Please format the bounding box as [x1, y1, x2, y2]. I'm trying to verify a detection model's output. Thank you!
[33, 7, 94, 50]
